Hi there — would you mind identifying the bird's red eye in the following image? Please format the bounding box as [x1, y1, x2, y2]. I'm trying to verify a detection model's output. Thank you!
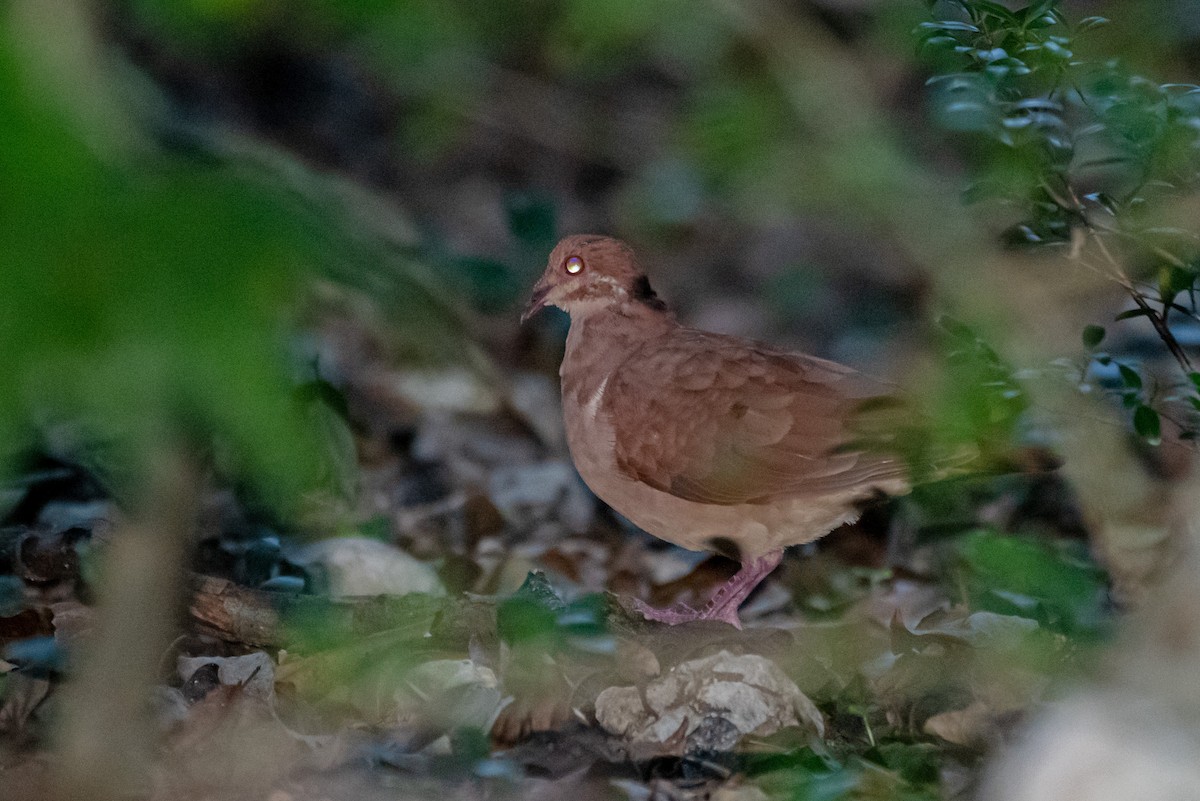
[564, 256, 584, 275]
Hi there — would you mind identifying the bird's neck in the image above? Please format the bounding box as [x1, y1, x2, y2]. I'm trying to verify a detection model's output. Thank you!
[560, 302, 675, 404]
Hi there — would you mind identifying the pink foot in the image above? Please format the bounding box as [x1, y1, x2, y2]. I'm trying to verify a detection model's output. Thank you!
[634, 550, 783, 630]
[632, 598, 705, 625]
[632, 598, 744, 627]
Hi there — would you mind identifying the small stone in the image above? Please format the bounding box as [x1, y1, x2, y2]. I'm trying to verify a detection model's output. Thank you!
[595, 650, 823, 752]
[390, 368, 501, 415]
[293, 536, 445, 598]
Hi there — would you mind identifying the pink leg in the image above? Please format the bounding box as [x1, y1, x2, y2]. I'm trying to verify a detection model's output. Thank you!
[634, 550, 784, 629]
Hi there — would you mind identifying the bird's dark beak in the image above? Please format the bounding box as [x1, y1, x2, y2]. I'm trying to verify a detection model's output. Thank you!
[520, 282, 550, 324]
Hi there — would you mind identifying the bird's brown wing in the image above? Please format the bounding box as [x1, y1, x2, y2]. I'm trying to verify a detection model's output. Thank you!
[605, 330, 911, 506]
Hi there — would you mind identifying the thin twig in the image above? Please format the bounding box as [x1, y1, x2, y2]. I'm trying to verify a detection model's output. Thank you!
[1090, 230, 1195, 374]
[1053, 180, 1197, 374]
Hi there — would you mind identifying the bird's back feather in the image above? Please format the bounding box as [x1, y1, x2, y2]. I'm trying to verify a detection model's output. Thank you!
[605, 328, 912, 507]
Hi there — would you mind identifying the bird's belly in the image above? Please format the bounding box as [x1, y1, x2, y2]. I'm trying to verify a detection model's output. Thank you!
[564, 404, 865, 560]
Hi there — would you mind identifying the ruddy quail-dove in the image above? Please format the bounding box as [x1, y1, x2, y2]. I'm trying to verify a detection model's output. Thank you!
[522, 235, 913, 628]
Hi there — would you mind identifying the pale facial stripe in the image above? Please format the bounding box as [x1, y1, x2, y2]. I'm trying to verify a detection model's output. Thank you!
[592, 275, 627, 295]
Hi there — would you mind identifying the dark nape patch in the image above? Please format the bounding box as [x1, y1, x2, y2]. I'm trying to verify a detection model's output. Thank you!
[632, 275, 668, 311]
[852, 487, 893, 513]
[707, 536, 743, 562]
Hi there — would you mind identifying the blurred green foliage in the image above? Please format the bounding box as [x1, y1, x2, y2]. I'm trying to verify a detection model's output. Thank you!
[0, 576, 23, 617]
[921, 0, 1200, 243]
[0, 0, 493, 509]
[497, 571, 613, 654]
[0, 10, 334, 506]
[750, 743, 941, 801]
[930, 316, 1032, 469]
[921, 0, 1200, 445]
[953, 529, 1108, 637]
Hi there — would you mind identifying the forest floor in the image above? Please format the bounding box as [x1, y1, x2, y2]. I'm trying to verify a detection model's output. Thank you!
[0, 314, 1109, 801]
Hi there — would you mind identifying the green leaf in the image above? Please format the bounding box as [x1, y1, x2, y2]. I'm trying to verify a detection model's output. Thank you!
[1081, 324, 1106, 348]
[1090, 192, 1120, 215]
[1118, 363, 1143, 389]
[937, 314, 977, 342]
[0, 576, 23, 617]
[1077, 16, 1110, 32]
[1133, 405, 1162, 445]
[1040, 40, 1073, 58]
[496, 573, 562, 646]
[971, 1, 1019, 25]
[1114, 307, 1154, 321]
[505, 191, 557, 253]
[750, 752, 863, 801]
[955, 530, 1108, 636]
[3, 637, 64, 678]
[917, 20, 981, 33]
[1160, 265, 1196, 301]
[1019, 0, 1059, 23]
[1188, 372, 1200, 393]
[870, 742, 940, 786]
[1025, 13, 1059, 29]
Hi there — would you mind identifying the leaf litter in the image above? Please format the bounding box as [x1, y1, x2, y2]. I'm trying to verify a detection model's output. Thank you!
[0, 341, 1111, 800]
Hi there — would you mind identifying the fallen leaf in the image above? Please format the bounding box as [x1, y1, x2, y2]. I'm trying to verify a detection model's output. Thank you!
[178, 651, 276, 703]
[0, 673, 51, 736]
[395, 658, 502, 732]
[923, 700, 1005, 748]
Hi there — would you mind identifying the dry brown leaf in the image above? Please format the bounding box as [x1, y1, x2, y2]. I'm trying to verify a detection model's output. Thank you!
[923, 700, 1003, 748]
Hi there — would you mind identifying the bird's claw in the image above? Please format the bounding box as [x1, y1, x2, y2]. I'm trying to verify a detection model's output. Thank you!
[632, 598, 742, 628]
[632, 598, 700, 625]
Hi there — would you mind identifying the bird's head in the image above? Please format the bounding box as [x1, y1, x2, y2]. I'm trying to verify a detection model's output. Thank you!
[521, 235, 668, 323]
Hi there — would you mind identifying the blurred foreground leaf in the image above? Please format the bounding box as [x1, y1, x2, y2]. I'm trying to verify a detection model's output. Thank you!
[497, 571, 613, 654]
[749, 744, 940, 801]
[0, 10, 336, 506]
[954, 529, 1108, 637]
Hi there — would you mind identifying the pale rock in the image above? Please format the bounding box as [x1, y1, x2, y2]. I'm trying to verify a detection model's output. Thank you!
[390, 367, 500, 415]
[293, 536, 445, 598]
[595, 650, 823, 749]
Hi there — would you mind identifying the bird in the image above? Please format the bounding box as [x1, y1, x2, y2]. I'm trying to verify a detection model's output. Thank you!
[521, 234, 915, 628]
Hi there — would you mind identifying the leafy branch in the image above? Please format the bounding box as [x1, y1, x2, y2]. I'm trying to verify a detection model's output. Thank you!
[920, 0, 1200, 444]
